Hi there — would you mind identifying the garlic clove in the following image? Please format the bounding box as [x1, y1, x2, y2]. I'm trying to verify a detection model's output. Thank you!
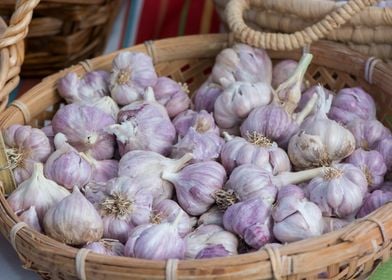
[18, 206, 42, 233]
[43, 186, 103, 245]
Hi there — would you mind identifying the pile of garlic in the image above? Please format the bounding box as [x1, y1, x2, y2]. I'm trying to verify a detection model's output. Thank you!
[5, 44, 392, 260]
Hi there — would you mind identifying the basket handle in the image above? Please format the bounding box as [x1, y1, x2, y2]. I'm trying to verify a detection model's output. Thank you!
[226, 0, 381, 50]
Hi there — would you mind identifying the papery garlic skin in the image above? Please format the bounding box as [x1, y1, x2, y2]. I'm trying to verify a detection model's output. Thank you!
[44, 135, 92, 190]
[108, 87, 176, 156]
[172, 109, 220, 138]
[162, 161, 226, 216]
[375, 136, 392, 171]
[346, 149, 387, 190]
[152, 199, 196, 237]
[184, 224, 238, 259]
[52, 103, 116, 160]
[194, 79, 223, 113]
[124, 221, 185, 260]
[322, 217, 351, 233]
[57, 71, 110, 104]
[214, 81, 272, 130]
[118, 151, 193, 202]
[81, 153, 118, 183]
[43, 187, 103, 245]
[357, 190, 392, 218]
[153, 77, 191, 118]
[272, 185, 323, 243]
[88, 177, 153, 243]
[171, 128, 223, 162]
[83, 96, 120, 120]
[328, 87, 376, 125]
[223, 198, 273, 249]
[198, 206, 224, 227]
[3, 125, 52, 184]
[41, 125, 55, 152]
[110, 51, 158, 105]
[346, 119, 391, 150]
[84, 239, 124, 256]
[18, 206, 42, 232]
[306, 164, 368, 218]
[8, 163, 70, 220]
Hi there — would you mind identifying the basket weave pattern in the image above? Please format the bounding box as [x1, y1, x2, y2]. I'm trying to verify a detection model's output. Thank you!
[0, 34, 391, 279]
[0, 0, 121, 77]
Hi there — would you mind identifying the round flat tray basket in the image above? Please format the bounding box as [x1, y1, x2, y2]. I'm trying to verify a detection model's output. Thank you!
[0, 33, 392, 280]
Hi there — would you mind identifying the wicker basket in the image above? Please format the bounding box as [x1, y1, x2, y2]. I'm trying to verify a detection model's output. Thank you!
[0, 0, 121, 77]
[215, 0, 392, 60]
[0, 33, 391, 280]
[0, 0, 39, 113]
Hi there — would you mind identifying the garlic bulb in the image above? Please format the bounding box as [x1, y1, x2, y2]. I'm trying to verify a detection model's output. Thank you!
[195, 244, 231, 259]
[110, 51, 158, 105]
[124, 217, 185, 260]
[375, 136, 392, 171]
[171, 127, 223, 162]
[3, 125, 51, 184]
[172, 109, 220, 138]
[41, 125, 55, 152]
[152, 199, 196, 237]
[288, 86, 356, 169]
[223, 198, 273, 249]
[217, 164, 323, 209]
[214, 81, 272, 130]
[295, 85, 334, 113]
[153, 77, 191, 118]
[328, 87, 376, 125]
[7, 162, 69, 220]
[194, 79, 223, 113]
[18, 206, 42, 232]
[322, 217, 350, 233]
[85, 96, 120, 120]
[88, 177, 153, 243]
[197, 206, 224, 227]
[357, 190, 392, 218]
[211, 43, 272, 85]
[52, 103, 116, 160]
[84, 239, 124, 256]
[118, 151, 193, 202]
[272, 185, 323, 243]
[220, 132, 291, 174]
[44, 134, 92, 190]
[346, 119, 391, 150]
[305, 164, 368, 218]
[57, 70, 110, 103]
[346, 149, 387, 190]
[184, 224, 238, 259]
[272, 60, 301, 89]
[43, 186, 103, 245]
[81, 153, 118, 183]
[107, 87, 176, 156]
[162, 161, 227, 216]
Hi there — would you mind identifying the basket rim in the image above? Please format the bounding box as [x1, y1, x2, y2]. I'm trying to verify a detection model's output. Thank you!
[0, 33, 392, 279]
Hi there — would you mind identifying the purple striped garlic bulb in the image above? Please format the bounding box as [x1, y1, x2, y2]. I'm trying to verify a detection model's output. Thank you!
[124, 216, 185, 260]
[305, 164, 368, 218]
[198, 206, 224, 227]
[220, 132, 291, 174]
[84, 239, 124, 256]
[184, 224, 238, 259]
[194, 78, 223, 113]
[81, 153, 118, 183]
[3, 125, 51, 184]
[107, 87, 176, 156]
[272, 185, 323, 243]
[223, 198, 273, 249]
[357, 190, 392, 218]
[52, 103, 116, 160]
[110, 51, 158, 105]
[374, 136, 392, 172]
[328, 87, 376, 125]
[172, 109, 220, 138]
[151, 199, 197, 237]
[44, 134, 92, 190]
[214, 81, 273, 130]
[152, 77, 191, 118]
[345, 148, 387, 190]
[87, 177, 153, 243]
[162, 161, 227, 216]
[346, 119, 391, 150]
[57, 70, 110, 103]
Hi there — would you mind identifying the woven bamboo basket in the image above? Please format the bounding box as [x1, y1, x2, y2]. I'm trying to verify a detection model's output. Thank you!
[0, 0, 121, 77]
[0, 0, 39, 115]
[1, 0, 392, 279]
[215, 0, 392, 60]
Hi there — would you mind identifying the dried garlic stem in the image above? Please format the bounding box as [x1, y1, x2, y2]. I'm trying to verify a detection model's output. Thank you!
[214, 189, 238, 210]
[273, 167, 324, 187]
[100, 193, 133, 218]
[323, 167, 343, 180]
[246, 131, 272, 147]
[6, 148, 25, 169]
